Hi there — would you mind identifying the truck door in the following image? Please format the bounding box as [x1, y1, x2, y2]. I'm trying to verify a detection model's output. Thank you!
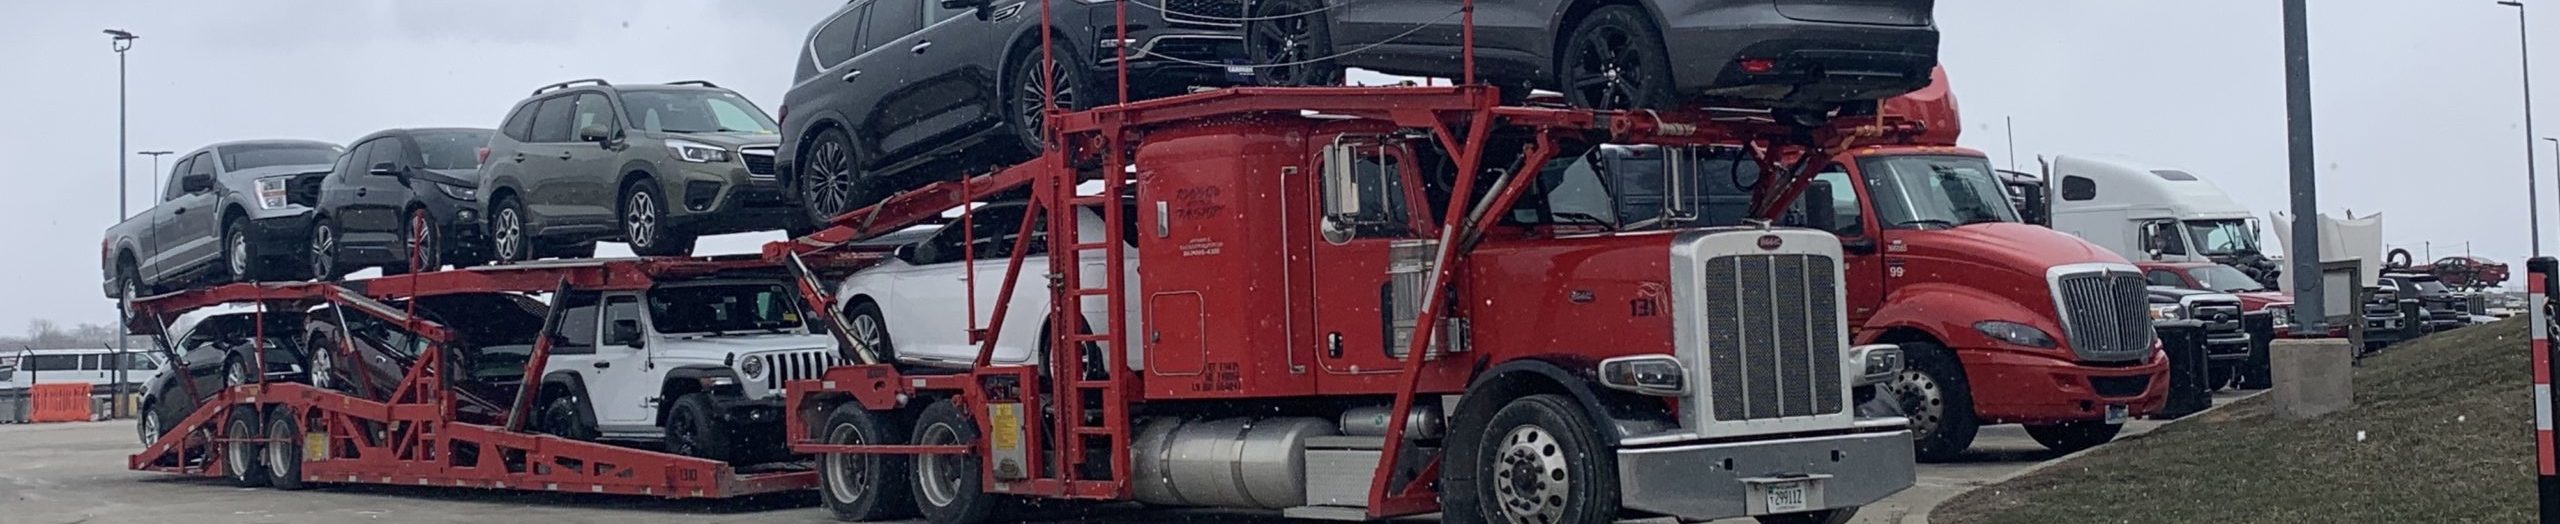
[588, 293, 661, 430]
[1303, 138, 1429, 389]
[154, 152, 224, 279]
[1809, 164, 1887, 328]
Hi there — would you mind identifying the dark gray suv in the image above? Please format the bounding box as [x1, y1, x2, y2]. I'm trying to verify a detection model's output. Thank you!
[1246, 0, 1938, 113]
[479, 80, 792, 261]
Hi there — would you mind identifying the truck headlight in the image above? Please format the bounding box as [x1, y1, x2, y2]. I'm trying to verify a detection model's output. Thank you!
[1597, 355, 1686, 397]
[1974, 320, 2057, 349]
[1846, 344, 1904, 386]
[2148, 303, 2187, 321]
[256, 177, 291, 209]
[666, 139, 731, 163]
[738, 354, 765, 379]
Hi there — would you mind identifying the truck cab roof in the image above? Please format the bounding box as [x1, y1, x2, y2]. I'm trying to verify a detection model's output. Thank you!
[2047, 155, 2251, 220]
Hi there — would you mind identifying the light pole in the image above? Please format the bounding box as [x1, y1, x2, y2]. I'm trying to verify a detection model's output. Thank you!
[2282, 0, 2324, 333]
[2504, 2, 2541, 256]
[138, 151, 171, 197]
[104, 28, 136, 419]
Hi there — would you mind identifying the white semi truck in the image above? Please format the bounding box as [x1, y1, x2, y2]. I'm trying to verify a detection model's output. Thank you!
[2041, 155, 2281, 287]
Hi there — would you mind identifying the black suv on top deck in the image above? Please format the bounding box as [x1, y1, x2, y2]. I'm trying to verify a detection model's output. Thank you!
[479, 80, 791, 262]
[778, 0, 1250, 226]
[1246, 0, 1938, 113]
[310, 128, 495, 279]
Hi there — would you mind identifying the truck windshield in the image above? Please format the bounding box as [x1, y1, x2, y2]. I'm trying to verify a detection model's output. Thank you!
[2185, 265, 2267, 293]
[2183, 219, 2260, 256]
[621, 90, 779, 135]
[647, 283, 804, 335]
[222, 144, 342, 171]
[1861, 155, 2016, 229]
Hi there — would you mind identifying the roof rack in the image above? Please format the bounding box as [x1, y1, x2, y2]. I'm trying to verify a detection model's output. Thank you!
[664, 80, 721, 89]
[532, 78, 611, 95]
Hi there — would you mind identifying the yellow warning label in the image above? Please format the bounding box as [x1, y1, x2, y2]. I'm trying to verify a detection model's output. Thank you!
[304, 432, 328, 462]
[987, 403, 1023, 452]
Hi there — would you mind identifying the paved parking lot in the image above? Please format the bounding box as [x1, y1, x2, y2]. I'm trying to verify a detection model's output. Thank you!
[1, 391, 2254, 524]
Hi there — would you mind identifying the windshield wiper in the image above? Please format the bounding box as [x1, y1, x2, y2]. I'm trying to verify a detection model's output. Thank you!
[1897, 218, 1957, 229]
[1550, 212, 1617, 230]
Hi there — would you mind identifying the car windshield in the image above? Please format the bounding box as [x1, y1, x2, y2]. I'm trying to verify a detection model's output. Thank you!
[2412, 279, 2449, 294]
[221, 144, 341, 171]
[647, 283, 804, 335]
[1862, 155, 2017, 229]
[2183, 219, 2260, 256]
[2185, 265, 2267, 293]
[412, 131, 492, 170]
[620, 90, 778, 135]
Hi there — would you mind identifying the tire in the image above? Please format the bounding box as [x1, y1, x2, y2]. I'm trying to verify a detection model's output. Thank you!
[621, 182, 697, 257]
[911, 399, 1003, 524]
[1558, 6, 1679, 110]
[844, 300, 902, 365]
[1757, 508, 1860, 524]
[539, 393, 599, 441]
[137, 401, 163, 446]
[117, 257, 148, 301]
[406, 208, 444, 273]
[2207, 362, 2239, 392]
[1458, 394, 1620, 524]
[798, 127, 878, 228]
[2024, 421, 2124, 454]
[308, 219, 341, 281]
[265, 405, 309, 490]
[490, 196, 533, 263]
[1891, 342, 1979, 463]
[1245, 0, 1340, 87]
[666, 393, 736, 463]
[223, 216, 261, 283]
[223, 407, 268, 487]
[821, 402, 916, 521]
[224, 355, 257, 390]
[1005, 40, 1092, 156]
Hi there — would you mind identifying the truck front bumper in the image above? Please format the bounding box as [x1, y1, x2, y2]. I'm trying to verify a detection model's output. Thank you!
[1617, 426, 1914, 521]
[1961, 348, 2169, 426]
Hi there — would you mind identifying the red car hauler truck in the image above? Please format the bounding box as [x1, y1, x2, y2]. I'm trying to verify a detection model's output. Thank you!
[1624, 69, 2168, 461]
[776, 86, 1917, 524]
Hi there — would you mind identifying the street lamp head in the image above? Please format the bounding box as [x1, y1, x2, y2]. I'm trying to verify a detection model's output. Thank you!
[102, 29, 135, 40]
[137, 150, 173, 156]
[2501, 0, 2526, 6]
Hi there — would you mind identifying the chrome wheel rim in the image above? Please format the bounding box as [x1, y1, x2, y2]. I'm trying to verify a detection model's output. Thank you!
[1566, 24, 1648, 110]
[139, 410, 160, 446]
[265, 416, 294, 476]
[309, 223, 335, 279]
[625, 191, 659, 249]
[850, 314, 883, 354]
[1492, 425, 1570, 524]
[409, 211, 439, 272]
[310, 349, 333, 390]
[1016, 59, 1073, 151]
[805, 138, 856, 221]
[225, 418, 255, 478]
[228, 231, 251, 279]
[226, 360, 251, 388]
[917, 422, 965, 507]
[494, 207, 524, 261]
[1894, 369, 1946, 437]
[823, 422, 873, 505]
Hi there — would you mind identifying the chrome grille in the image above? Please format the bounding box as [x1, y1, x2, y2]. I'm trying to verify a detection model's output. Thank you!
[2193, 301, 2243, 336]
[2055, 271, 2152, 362]
[1704, 253, 1843, 422]
[739, 146, 778, 178]
[759, 349, 840, 393]
[1159, 0, 1244, 28]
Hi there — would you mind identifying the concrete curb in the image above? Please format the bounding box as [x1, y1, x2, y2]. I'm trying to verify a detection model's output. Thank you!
[1901, 389, 2269, 524]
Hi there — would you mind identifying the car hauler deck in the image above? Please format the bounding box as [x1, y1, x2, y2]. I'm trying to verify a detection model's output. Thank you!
[768, 83, 1919, 524]
[121, 258, 834, 498]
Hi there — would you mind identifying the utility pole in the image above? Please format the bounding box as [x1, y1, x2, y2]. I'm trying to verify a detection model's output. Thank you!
[2005, 116, 2019, 171]
[2282, 0, 2325, 333]
[2506, 2, 2541, 255]
[104, 28, 138, 419]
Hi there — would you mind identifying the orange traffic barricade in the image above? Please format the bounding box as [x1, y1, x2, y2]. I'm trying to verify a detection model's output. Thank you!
[28, 383, 92, 423]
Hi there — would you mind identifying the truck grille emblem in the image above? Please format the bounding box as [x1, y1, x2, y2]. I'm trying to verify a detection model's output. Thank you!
[1757, 235, 1784, 251]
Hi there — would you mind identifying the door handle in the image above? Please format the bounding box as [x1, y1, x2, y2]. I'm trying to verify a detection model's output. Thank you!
[558, 151, 574, 161]
[356, 188, 368, 198]
[592, 361, 610, 369]
[172, 207, 186, 215]
[513, 152, 528, 163]
[911, 41, 933, 54]
[842, 70, 863, 82]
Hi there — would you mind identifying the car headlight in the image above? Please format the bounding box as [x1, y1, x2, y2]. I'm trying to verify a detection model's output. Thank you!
[667, 139, 731, 163]
[1596, 355, 1686, 396]
[437, 183, 477, 202]
[1974, 320, 2057, 349]
[738, 354, 765, 379]
[2148, 303, 2187, 321]
[256, 177, 291, 209]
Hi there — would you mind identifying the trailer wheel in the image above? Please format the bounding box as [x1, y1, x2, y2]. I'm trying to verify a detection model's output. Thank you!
[821, 402, 916, 521]
[2024, 421, 2122, 454]
[1756, 507, 1859, 524]
[1892, 342, 1978, 462]
[1468, 394, 1619, 524]
[911, 399, 1002, 524]
[223, 407, 268, 487]
[265, 405, 308, 490]
[666, 393, 736, 462]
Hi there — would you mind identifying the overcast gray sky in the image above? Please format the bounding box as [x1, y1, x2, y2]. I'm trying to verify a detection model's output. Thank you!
[0, 1, 2550, 331]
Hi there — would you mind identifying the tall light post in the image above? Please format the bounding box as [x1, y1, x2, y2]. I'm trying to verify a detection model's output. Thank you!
[2282, 0, 2324, 333]
[104, 28, 137, 419]
[2504, 2, 2541, 256]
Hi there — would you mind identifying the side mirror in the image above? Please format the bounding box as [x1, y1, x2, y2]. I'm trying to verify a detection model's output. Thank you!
[1842, 237, 1878, 255]
[367, 162, 402, 177]
[181, 173, 215, 193]
[1803, 181, 1838, 233]
[607, 319, 645, 348]
[892, 243, 920, 264]
[579, 125, 613, 144]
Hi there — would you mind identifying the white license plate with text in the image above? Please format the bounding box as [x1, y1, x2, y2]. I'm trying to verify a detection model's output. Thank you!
[1763, 481, 1810, 514]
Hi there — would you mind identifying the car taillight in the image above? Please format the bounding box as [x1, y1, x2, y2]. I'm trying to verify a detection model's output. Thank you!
[477, 147, 490, 165]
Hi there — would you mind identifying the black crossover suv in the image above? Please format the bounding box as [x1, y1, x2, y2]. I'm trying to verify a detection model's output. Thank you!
[310, 128, 495, 279]
[778, 0, 1251, 226]
[1245, 0, 1939, 112]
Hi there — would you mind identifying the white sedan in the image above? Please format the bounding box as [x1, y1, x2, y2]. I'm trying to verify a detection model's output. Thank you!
[833, 202, 1141, 372]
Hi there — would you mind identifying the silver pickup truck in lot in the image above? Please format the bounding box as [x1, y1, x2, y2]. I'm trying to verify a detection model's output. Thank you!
[104, 140, 342, 297]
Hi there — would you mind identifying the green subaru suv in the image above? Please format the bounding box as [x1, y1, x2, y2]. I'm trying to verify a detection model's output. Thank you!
[478, 79, 793, 261]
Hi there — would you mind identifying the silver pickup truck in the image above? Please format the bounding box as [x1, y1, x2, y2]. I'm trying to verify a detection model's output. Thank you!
[104, 140, 341, 297]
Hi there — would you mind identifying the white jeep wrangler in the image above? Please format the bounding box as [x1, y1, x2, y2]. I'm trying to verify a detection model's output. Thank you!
[531, 278, 838, 463]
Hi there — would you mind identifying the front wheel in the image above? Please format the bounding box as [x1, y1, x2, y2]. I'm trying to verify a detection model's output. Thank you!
[489, 196, 533, 263]
[621, 183, 697, 257]
[911, 399, 1004, 524]
[1893, 342, 1979, 463]
[1757, 508, 1860, 524]
[1464, 394, 1620, 524]
[666, 393, 735, 463]
[223, 217, 262, 283]
[1558, 5, 1678, 110]
[2024, 421, 2123, 455]
[1245, 0, 1340, 87]
[405, 208, 444, 273]
[308, 220, 341, 281]
[843, 301, 902, 365]
[821, 402, 916, 522]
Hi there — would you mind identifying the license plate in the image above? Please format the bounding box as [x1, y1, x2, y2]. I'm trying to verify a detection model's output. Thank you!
[2104, 404, 2129, 424]
[1764, 481, 1810, 513]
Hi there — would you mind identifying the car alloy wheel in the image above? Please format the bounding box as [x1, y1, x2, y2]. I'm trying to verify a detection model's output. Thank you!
[803, 133, 858, 224]
[625, 190, 660, 250]
[408, 210, 441, 273]
[666, 407, 700, 457]
[227, 227, 253, 281]
[1246, 0, 1337, 87]
[308, 222, 336, 280]
[1560, 6, 1671, 111]
[138, 409, 161, 446]
[493, 205, 526, 262]
[1013, 54, 1076, 152]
